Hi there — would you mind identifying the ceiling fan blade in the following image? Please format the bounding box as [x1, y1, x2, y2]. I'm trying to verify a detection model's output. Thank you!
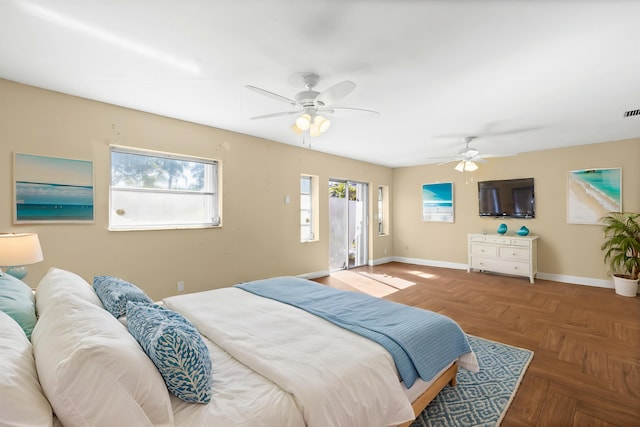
[328, 106, 381, 116]
[423, 156, 460, 164]
[249, 111, 299, 120]
[315, 80, 356, 107]
[435, 159, 457, 166]
[477, 153, 518, 159]
[245, 85, 297, 106]
[435, 126, 542, 139]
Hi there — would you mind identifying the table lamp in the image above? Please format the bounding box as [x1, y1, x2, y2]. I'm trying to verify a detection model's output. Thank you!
[0, 233, 44, 279]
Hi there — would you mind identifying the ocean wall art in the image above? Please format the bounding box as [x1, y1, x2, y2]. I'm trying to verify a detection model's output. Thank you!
[14, 153, 94, 223]
[567, 168, 621, 225]
[422, 182, 454, 223]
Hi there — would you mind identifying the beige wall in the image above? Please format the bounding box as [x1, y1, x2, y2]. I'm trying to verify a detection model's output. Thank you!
[2, 79, 637, 298]
[392, 138, 640, 285]
[0, 79, 393, 299]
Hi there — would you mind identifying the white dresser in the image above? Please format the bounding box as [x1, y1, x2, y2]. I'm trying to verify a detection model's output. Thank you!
[467, 233, 539, 283]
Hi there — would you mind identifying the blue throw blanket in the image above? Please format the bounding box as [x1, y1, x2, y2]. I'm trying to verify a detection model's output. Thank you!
[236, 276, 472, 388]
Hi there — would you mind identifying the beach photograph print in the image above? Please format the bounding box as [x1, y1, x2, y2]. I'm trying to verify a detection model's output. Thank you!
[567, 168, 621, 225]
[422, 182, 454, 222]
[14, 153, 94, 223]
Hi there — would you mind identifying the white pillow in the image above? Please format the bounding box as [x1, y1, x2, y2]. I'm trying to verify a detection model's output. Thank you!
[35, 267, 104, 317]
[32, 269, 174, 427]
[0, 311, 54, 427]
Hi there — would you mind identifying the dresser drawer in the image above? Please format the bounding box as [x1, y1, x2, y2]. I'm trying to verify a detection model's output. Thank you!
[471, 244, 497, 257]
[484, 237, 511, 245]
[493, 260, 531, 276]
[471, 257, 531, 276]
[499, 246, 530, 261]
[470, 256, 495, 270]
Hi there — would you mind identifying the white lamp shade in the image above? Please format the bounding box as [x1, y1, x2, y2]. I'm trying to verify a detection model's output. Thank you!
[454, 160, 479, 172]
[310, 115, 330, 137]
[317, 116, 331, 133]
[465, 161, 479, 172]
[291, 123, 304, 135]
[295, 113, 311, 131]
[0, 233, 44, 267]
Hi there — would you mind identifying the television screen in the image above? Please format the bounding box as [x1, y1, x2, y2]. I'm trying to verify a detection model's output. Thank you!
[478, 178, 535, 218]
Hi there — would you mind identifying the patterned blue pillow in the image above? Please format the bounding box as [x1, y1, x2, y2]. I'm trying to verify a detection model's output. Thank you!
[93, 276, 153, 318]
[126, 301, 212, 403]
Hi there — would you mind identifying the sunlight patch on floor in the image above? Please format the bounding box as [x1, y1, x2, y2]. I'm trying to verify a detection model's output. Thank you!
[330, 270, 397, 297]
[357, 272, 416, 289]
[408, 270, 439, 279]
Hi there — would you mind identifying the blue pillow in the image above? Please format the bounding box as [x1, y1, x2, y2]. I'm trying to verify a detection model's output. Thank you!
[126, 301, 212, 403]
[93, 276, 153, 318]
[0, 272, 36, 339]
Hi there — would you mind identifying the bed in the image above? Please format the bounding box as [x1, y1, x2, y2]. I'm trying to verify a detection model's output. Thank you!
[0, 267, 479, 427]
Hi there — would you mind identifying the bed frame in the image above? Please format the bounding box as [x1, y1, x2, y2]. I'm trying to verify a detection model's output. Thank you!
[398, 363, 458, 427]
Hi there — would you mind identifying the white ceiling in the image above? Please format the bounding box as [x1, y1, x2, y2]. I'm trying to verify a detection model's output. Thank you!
[1, 0, 639, 168]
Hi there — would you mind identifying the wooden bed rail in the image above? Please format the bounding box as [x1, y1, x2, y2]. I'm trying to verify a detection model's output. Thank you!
[397, 363, 458, 427]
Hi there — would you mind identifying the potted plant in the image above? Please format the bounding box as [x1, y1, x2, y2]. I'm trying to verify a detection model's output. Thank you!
[601, 212, 640, 297]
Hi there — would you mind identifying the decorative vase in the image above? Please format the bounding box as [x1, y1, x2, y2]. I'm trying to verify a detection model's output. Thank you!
[517, 226, 530, 236]
[497, 223, 507, 235]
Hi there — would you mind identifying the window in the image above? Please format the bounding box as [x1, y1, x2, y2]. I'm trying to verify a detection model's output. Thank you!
[109, 146, 220, 230]
[378, 185, 389, 235]
[300, 174, 319, 242]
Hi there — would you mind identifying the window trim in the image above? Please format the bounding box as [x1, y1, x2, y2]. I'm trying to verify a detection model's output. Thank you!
[300, 174, 319, 243]
[377, 185, 389, 236]
[109, 145, 221, 231]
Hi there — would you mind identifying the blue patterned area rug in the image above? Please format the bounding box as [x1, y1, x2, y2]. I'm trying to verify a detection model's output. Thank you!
[411, 335, 534, 427]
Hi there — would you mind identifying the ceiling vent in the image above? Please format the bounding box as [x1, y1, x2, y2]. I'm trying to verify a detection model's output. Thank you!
[623, 109, 640, 117]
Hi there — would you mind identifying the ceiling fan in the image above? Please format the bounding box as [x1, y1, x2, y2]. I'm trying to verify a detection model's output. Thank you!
[433, 136, 516, 172]
[245, 72, 379, 137]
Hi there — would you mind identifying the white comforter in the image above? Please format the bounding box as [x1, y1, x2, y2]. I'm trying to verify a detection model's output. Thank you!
[164, 288, 415, 427]
[170, 334, 305, 427]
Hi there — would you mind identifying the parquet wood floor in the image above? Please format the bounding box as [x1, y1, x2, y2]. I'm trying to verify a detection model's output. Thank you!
[313, 262, 640, 427]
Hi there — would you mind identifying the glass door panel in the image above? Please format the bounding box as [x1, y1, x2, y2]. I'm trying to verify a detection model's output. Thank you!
[328, 180, 368, 271]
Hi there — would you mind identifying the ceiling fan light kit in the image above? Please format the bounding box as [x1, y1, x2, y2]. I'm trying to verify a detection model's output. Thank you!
[246, 72, 378, 138]
[455, 160, 479, 172]
[291, 113, 331, 137]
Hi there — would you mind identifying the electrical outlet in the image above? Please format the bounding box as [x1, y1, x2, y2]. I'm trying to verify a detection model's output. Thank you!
[177, 281, 185, 292]
[384, 248, 388, 255]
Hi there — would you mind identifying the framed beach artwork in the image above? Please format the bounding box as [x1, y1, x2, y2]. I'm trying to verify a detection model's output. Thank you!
[422, 182, 454, 223]
[13, 153, 94, 223]
[567, 167, 621, 225]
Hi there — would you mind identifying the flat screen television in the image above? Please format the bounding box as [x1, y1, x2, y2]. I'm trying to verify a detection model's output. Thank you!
[478, 178, 535, 218]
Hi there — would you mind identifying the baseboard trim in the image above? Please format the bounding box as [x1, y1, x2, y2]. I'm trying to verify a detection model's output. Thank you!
[379, 257, 614, 289]
[391, 257, 468, 271]
[535, 272, 613, 289]
[370, 256, 394, 266]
